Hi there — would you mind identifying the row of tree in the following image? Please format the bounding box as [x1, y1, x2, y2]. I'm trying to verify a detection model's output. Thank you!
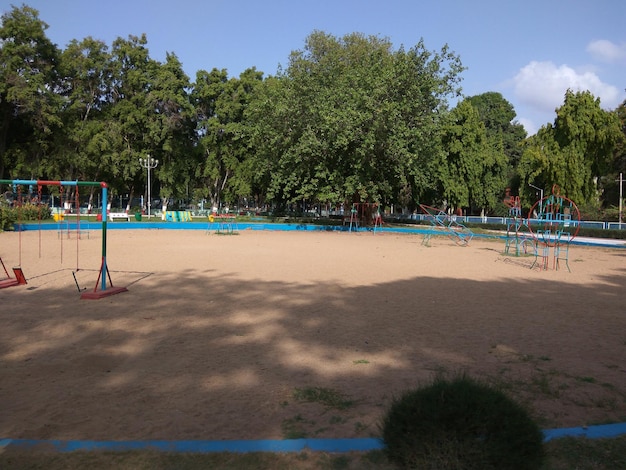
[1, 5, 624, 216]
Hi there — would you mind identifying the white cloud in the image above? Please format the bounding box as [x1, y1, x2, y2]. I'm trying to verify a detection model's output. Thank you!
[587, 39, 626, 63]
[512, 61, 622, 114]
[516, 117, 538, 137]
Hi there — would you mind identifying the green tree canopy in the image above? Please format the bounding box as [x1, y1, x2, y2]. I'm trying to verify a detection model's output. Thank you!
[248, 31, 464, 211]
[0, 5, 61, 179]
[466, 92, 526, 182]
[437, 99, 508, 213]
[192, 67, 264, 209]
[518, 89, 623, 206]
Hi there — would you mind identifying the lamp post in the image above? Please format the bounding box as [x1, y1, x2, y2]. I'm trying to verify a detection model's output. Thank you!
[529, 183, 544, 217]
[139, 155, 158, 218]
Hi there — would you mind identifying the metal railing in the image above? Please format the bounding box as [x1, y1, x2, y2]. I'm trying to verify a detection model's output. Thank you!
[398, 214, 626, 231]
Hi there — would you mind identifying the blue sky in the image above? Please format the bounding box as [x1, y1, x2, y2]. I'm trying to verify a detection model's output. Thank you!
[9, 0, 626, 135]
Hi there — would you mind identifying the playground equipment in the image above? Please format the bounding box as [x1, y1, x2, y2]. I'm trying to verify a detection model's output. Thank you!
[0, 179, 128, 299]
[0, 256, 26, 289]
[207, 213, 238, 235]
[346, 203, 383, 232]
[527, 185, 580, 271]
[504, 196, 535, 256]
[418, 204, 473, 246]
[165, 210, 193, 222]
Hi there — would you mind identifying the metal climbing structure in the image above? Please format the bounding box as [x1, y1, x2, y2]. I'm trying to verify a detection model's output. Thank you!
[207, 213, 239, 235]
[418, 204, 473, 246]
[527, 185, 580, 271]
[504, 196, 535, 256]
[347, 203, 383, 233]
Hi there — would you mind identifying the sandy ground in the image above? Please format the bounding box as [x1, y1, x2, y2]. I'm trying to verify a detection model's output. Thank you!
[1, 226, 625, 442]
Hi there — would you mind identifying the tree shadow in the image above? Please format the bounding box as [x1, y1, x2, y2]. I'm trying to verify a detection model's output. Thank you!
[1, 255, 625, 442]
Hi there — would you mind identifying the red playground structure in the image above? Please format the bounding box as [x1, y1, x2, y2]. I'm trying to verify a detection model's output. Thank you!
[0, 256, 27, 289]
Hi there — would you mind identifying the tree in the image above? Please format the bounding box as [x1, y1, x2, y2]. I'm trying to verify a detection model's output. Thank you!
[54, 37, 112, 181]
[466, 92, 526, 163]
[192, 66, 264, 210]
[146, 52, 196, 204]
[248, 31, 464, 212]
[437, 99, 508, 214]
[0, 5, 61, 179]
[614, 97, 626, 174]
[105, 34, 160, 208]
[466, 92, 526, 194]
[604, 97, 626, 207]
[518, 90, 622, 207]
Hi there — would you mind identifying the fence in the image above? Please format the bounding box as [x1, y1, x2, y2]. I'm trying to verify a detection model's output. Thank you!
[399, 214, 626, 231]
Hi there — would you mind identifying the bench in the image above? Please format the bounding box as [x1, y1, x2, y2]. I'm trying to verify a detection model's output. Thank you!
[109, 212, 131, 222]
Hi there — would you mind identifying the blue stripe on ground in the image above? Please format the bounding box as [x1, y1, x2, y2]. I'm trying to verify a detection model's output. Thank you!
[2, 423, 626, 454]
[543, 422, 626, 442]
[0, 437, 384, 453]
[16, 221, 626, 248]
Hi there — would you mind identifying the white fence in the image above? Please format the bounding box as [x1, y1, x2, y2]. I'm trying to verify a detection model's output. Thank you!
[399, 214, 626, 231]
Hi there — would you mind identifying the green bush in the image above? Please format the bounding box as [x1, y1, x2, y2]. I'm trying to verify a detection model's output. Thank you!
[0, 203, 52, 231]
[380, 374, 544, 469]
[0, 204, 16, 231]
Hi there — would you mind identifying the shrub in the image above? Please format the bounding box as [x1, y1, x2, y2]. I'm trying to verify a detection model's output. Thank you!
[0, 202, 52, 231]
[0, 204, 16, 231]
[380, 374, 544, 469]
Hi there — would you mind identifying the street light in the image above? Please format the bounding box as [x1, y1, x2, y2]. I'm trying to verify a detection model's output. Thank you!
[528, 183, 544, 218]
[139, 155, 158, 218]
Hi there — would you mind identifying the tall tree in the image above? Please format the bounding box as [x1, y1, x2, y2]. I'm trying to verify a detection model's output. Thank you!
[54, 37, 112, 183]
[0, 5, 61, 179]
[614, 97, 626, 174]
[248, 31, 464, 211]
[466, 92, 526, 163]
[518, 90, 622, 206]
[146, 52, 196, 203]
[466, 92, 526, 194]
[105, 34, 159, 206]
[193, 67, 263, 210]
[437, 99, 508, 214]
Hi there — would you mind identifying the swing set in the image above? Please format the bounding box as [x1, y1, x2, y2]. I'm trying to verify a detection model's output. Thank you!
[0, 179, 127, 299]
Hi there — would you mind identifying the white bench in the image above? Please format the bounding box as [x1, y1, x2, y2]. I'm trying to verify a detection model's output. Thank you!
[108, 212, 131, 222]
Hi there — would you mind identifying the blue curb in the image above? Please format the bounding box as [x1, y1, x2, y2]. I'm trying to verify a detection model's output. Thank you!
[543, 422, 626, 442]
[14, 221, 626, 248]
[0, 437, 384, 453]
[2, 423, 626, 454]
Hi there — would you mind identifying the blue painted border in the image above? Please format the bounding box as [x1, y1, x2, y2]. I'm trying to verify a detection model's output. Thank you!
[12, 221, 626, 248]
[2, 423, 626, 454]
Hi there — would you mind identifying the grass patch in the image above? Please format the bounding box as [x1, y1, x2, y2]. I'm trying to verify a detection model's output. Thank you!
[354, 421, 369, 433]
[544, 435, 626, 469]
[293, 387, 354, 410]
[329, 415, 347, 425]
[577, 376, 597, 384]
[281, 414, 314, 439]
[530, 371, 564, 399]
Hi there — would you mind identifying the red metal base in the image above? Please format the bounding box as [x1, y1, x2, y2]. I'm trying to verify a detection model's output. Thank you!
[81, 286, 128, 300]
[0, 278, 21, 289]
[0, 267, 27, 289]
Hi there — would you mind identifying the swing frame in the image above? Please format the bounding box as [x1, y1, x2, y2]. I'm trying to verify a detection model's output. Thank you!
[0, 179, 127, 299]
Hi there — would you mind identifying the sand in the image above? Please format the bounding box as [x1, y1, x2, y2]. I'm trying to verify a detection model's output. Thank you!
[1, 227, 625, 441]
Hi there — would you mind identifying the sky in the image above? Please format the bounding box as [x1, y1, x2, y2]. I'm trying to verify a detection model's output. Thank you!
[6, 0, 626, 135]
